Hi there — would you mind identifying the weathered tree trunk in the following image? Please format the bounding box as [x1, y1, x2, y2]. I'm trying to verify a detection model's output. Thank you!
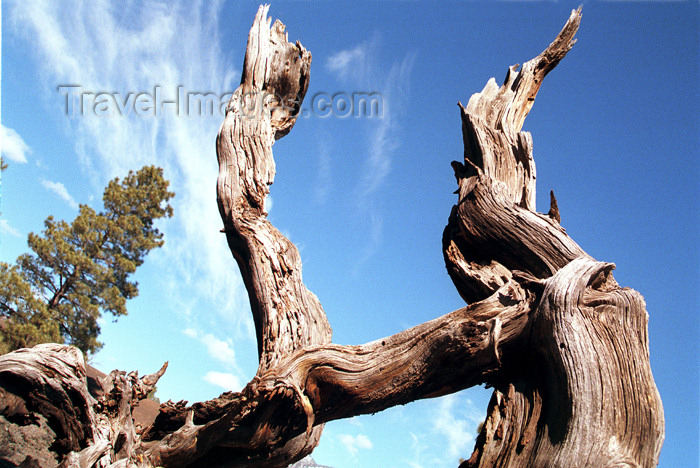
[0, 6, 663, 468]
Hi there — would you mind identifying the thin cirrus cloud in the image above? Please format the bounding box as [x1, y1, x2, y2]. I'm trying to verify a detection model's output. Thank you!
[360, 53, 416, 199]
[0, 220, 22, 239]
[1, 124, 31, 164]
[183, 328, 243, 392]
[203, 371, 242, 392]
[325, 42, 374, 85]
[199, 333, 237, 368]
[41, 180, 79, 210]
[338, 433, 373, 457]
[314, 134, 333, 205]
[182, 328, 237, 368]
[400, 393, 482, 466]
[324, 35, 416, 198]
[432, 393, 481, 460]
[325, 36, 416, 272]
[8, 0, 253, 341]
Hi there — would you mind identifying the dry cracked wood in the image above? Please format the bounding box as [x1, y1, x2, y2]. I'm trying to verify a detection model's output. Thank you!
[0, 5, 663, 468]
[0, 343, 166, 468]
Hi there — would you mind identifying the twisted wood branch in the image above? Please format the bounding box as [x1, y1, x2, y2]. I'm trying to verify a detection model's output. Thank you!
[0, 6, 663, 468]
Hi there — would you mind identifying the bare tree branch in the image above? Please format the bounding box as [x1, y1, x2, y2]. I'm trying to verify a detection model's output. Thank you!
[0, 6, 663, 468]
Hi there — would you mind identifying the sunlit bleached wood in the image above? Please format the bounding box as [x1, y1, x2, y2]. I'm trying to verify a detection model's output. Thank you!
[0, 6, 663, 468]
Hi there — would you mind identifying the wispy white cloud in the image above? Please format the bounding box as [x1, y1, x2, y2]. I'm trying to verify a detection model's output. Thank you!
[338, 433, 373, 456]
[314, 137, 333, 205]
[0, 219, 22, 238]
[183, 328, 237, 368]
[184, 328, 243, 392]
[326, 36, 416, 197]
[1, 124, 31, 164]
[203, 371, 242, 392]
[41, 179, 79, 209]
[201, 333, 237, 367]
[406, 433, 426, 468]
[399, 393, 484, 467]
[327, 36, 417, 272]
[348, 416, 364, 428]
[9, 0, 252, 343]
[359, 52, 416, 199]
[326, 39, 375, 86]
[432, 393, 481, 460]
[326, 44, 364, 75]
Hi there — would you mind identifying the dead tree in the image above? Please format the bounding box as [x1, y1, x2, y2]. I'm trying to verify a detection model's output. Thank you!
[0, 6, 664, 468]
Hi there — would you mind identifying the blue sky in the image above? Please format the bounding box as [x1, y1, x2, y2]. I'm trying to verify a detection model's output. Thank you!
[1, 1, 697, 467]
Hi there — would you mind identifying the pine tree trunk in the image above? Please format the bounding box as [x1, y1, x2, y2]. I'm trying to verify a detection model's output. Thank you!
[0, 6, 663, 468]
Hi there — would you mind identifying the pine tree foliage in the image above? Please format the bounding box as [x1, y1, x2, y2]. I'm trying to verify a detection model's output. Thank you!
[0, 166, 174, 355]
[0, 264, 59, 355]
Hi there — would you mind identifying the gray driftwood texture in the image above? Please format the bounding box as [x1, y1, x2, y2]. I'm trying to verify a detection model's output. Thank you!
[0, 6, 663, 468]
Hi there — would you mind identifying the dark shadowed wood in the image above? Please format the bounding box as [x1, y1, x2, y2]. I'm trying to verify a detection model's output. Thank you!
[0, 6, 663, 468]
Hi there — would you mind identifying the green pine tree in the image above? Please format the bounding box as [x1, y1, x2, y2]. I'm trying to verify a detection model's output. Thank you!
[0, 165, 174, 355]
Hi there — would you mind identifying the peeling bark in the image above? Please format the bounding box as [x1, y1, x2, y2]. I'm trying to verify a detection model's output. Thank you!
[0, 6, 663, 468]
